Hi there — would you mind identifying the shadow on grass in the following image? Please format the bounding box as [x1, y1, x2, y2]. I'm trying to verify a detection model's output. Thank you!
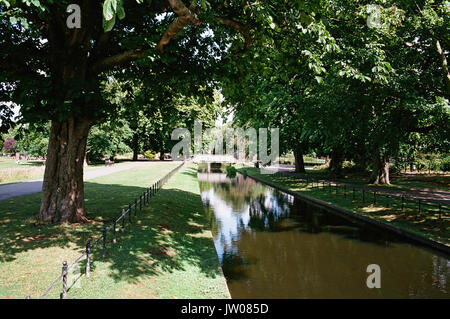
[0, 178, 221, 284]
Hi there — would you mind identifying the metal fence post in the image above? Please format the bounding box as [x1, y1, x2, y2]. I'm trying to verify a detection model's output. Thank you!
[139, 195, 142, 210]
[134, 199, 137, 216]
[102, 226, 106, 258]
[113, 220, 117, 244]
[121, 209, 125, 232]
[129, 203, 132, 223]
[86, 241, 91, 277]
[61, 261, 68, 299]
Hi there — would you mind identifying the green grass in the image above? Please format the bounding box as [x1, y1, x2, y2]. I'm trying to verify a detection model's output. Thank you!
[0, 158, 45, 169]
[290, 167, 450, 192]
[0, 159, 154, 185]
[0, 162, 229, 299]
[240, 168, 450, 247]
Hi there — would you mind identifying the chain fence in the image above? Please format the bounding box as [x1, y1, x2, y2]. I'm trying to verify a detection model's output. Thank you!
[27, 161, 185, 299]
[269, 171, 450, 220]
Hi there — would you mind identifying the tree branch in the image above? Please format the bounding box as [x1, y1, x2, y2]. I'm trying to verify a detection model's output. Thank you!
[219, 18, 253, 55]
[434, 38, 450, 96]
[91, 49, 148, 74]
[156, 0, 202, 53]
[92, 2, 254, 74]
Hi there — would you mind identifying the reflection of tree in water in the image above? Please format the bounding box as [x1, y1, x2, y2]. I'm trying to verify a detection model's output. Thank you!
[199, 172, 450, 297]
[209, 179, 267, 212]
[248, 192, 292, 231]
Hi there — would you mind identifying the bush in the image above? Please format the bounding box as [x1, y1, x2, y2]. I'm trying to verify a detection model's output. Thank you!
[144, 150, 156, 159]
[226, 165, 237, 177]
[440, 157, 450, 172]
[3, 138, 15, 154]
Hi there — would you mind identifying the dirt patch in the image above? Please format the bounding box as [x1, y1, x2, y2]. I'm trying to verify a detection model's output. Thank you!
[147, 246, 177, 258]
[21, 234, 59, 242]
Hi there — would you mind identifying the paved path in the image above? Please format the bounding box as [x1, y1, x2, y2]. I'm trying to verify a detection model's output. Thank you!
[0, 162, 152, 202]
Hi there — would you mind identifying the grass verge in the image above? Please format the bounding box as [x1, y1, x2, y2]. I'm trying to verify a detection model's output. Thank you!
[0, 162, 229, 299]
[239, 168, 450, 247]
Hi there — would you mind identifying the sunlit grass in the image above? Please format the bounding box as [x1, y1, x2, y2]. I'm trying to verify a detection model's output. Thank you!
[0, 162, 230, 299]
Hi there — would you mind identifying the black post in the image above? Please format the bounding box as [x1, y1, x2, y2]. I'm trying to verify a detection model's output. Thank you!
[373, 192, 376, 205]
[61, 261, 68, 299]
[352, 188, 355, 200]
[134, 199, 137, 216]
[102, 226, 106, 258]
[129, 203, 132, 223]
[140, 195, 142, 210]
[121, 209, 125, 232]
[86, 241, 91, 277]
[113, 220, 117, 244]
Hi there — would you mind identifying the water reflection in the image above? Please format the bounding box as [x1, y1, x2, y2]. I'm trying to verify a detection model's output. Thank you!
[199, 171, 450, 299]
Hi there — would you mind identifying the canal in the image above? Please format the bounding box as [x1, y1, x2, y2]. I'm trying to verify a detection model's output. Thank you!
[198, 169, 450, 298]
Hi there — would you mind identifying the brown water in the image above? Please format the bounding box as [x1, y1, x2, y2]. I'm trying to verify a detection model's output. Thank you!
[198, 172, 450, 299]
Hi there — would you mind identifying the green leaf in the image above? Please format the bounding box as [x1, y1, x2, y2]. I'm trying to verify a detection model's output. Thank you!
[103, 15, 116, 32]
[103, 0, 116, 21]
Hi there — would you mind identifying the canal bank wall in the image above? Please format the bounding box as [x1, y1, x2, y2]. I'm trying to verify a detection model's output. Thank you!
[242, 172, 450, 257]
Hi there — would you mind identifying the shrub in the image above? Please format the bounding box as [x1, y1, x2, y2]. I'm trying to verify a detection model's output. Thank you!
[440, 157, 450, 172]
[144, 150, 156, 159]
[226, 165, 237, 177]
[3, 138, 15, 154]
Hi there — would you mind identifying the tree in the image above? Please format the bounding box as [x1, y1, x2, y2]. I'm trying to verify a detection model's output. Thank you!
[86, 120, 133, 163]
[2, 137, 15, 153]
[15, 123, 50, 157]
[0, 0, 266, 223]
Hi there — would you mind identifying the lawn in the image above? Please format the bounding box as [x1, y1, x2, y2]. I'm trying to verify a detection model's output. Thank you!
[0, 162, 229, 299]
[0, 157, 46, 184]
[292, 167, 450, 192]
[0, 159, 155, 185]
[240, 168, 450, 247]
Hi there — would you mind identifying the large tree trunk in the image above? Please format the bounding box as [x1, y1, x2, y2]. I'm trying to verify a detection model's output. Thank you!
[159, 137, 165, 161]
[329, 149, 344, 177]
[37, 117, 93, 224]
[132, 132, 139, 161]
[293, 148, 306, 173]
[370, 155, 390, 185]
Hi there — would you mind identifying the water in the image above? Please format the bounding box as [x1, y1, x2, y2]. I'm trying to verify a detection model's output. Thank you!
[198, 171, 450, 299]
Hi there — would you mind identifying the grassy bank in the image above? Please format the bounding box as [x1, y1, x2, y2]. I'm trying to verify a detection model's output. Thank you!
[302, 168, 450, 192]
[239, 168, 449, 247]
[0, 162, 229, 299]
